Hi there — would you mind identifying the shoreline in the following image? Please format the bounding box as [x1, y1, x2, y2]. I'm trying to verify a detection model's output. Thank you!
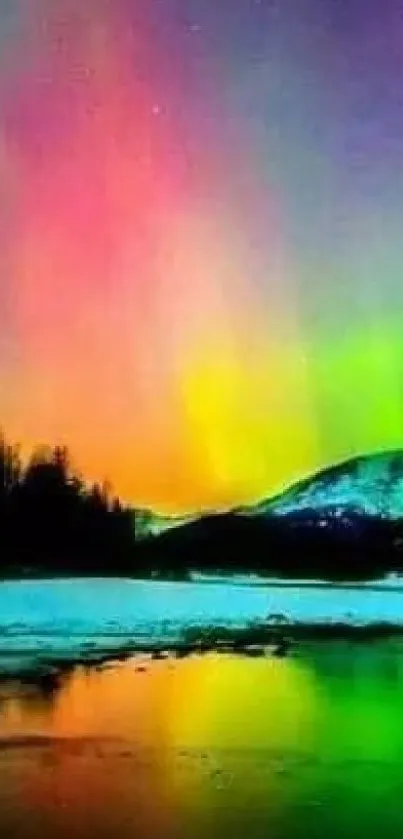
[0, 570, 401, 590]
[1, 621, 403, 682]
[0, 576, 402, 678]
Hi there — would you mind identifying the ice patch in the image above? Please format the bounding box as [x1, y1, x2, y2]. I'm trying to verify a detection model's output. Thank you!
[0, 577, 402, 673]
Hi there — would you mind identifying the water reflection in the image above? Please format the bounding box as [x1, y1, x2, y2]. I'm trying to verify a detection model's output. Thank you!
[0, 643, 402, 837]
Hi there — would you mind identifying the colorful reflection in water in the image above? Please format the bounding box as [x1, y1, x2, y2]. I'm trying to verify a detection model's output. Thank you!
[0, 645, 403, 838]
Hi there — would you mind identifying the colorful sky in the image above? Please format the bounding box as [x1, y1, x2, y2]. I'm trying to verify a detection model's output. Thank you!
[1, 0, 403, 512]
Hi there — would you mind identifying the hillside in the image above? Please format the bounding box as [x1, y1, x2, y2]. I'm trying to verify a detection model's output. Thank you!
[137, 451, 403, 580]
[244, 450, 403, 520]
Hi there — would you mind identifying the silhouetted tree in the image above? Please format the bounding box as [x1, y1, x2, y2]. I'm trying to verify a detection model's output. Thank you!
[0, 430, 137, 576]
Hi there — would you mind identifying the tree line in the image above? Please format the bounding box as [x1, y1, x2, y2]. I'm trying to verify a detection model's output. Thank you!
[0, 433, 139, 576]
[1, 431, 403, 581]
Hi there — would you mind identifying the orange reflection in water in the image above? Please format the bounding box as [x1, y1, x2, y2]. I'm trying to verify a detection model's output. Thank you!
[2, 646, 403, 838]
[0, 655, 318, 839]
[0, 655, 317, 746]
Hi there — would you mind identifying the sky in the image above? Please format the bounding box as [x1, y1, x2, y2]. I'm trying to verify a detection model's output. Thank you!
[1, 0, 403, 513]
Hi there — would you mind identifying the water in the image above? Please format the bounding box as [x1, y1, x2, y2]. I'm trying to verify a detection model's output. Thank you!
[0, 642, 403, 838]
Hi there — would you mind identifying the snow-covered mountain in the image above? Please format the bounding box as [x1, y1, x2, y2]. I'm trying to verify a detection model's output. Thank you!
[136, 450, 403, 543]
[242, 450, 403, 520]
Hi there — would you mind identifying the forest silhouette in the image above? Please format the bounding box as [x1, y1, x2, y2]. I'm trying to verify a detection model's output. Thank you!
[0, 433, 138, 577]
[1, 431, 403, 581]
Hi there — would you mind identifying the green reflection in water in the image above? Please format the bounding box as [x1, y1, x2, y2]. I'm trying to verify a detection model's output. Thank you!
[0, 642, 402, 838]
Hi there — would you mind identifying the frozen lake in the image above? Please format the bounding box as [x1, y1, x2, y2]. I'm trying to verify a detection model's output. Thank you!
[0, 576, 403, 673]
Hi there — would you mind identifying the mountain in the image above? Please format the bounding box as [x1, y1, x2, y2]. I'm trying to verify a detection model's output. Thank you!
[137, 450, 403, 539]
[239, 450, 403, 521]
[137, 451, 403, 580]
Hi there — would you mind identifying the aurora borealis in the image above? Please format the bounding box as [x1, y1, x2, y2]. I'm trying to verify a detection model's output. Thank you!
[1, 0, 403, 513]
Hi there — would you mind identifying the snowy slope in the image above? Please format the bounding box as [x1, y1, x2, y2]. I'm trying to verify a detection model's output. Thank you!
[137, 451, 403, 542]
[244, 450, 403, 520]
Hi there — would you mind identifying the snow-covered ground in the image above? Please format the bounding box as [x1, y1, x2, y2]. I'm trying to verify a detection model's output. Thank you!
[190, 572, 403, 588]
[0, 576, 402, 674]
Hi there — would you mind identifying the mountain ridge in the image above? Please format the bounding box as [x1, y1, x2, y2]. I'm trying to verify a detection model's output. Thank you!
[136, 449, 403, 540]
[242, 448, 403, 520]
